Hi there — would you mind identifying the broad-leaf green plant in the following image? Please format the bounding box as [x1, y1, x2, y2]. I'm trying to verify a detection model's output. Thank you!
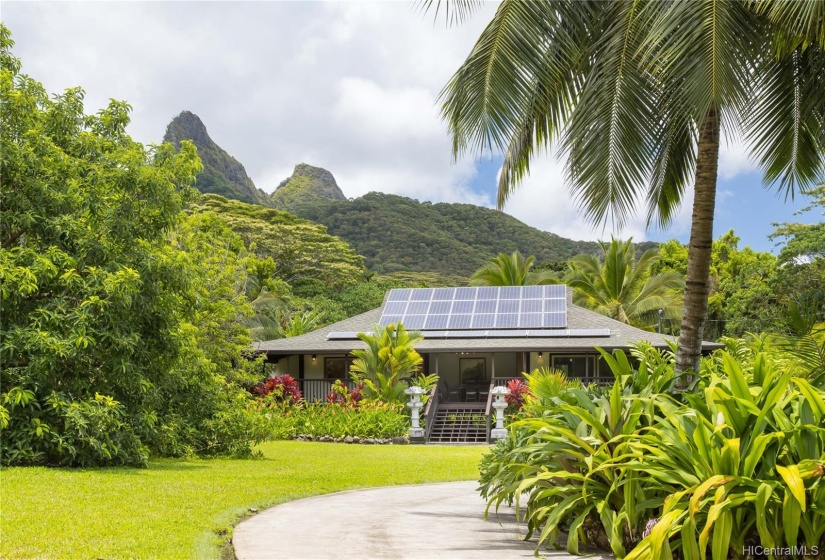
[350, 323, 424, 405]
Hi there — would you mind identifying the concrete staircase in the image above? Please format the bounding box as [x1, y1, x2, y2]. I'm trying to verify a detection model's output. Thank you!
[427, 404, 488, 444]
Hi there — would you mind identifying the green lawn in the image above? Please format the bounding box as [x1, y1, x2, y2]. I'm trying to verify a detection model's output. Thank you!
[2, 441, 486, 559]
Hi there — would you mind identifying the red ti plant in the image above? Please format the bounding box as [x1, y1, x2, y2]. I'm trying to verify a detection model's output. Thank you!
[252, 374, 302, 405]
[326, 380, 364, 407]
[505, 379, 529, 411]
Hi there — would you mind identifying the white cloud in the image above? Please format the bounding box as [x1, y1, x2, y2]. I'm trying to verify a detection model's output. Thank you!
[499, 152, 694, 242]
[718, 131, 759, 180]
[5, 1, 737, 244]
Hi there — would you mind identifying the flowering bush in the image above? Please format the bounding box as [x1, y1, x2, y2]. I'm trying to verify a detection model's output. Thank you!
[326, 380, 364, 406]
[504, 379, 529, 411]
[252, 374, 302, 404]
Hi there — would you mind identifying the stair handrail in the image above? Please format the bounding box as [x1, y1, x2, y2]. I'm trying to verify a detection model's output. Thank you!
[423, 382, 440, 442]
[485, 378, 496, 443]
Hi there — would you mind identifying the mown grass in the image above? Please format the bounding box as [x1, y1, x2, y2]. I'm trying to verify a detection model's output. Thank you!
[2, 441, 486, 559]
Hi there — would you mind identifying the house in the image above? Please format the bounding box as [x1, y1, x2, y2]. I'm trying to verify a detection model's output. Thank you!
[256, 285, 721, 443]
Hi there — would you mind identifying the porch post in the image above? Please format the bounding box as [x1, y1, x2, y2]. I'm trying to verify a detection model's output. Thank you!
[491, 353, 496, 379]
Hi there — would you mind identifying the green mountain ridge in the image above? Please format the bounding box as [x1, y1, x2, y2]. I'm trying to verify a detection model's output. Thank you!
[164, 112, 658, 278]
[271, 166, 658, 276]
[164, 111, 274, 207]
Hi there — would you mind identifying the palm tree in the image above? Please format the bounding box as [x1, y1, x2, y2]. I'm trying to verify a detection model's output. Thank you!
[349, 323, 424, 404]
[470, 251, 558, 286]
[566, 238, 683, 330]
[432, 1, 825, 373]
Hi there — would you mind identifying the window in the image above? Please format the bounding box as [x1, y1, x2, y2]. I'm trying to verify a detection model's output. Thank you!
[324, 357, 352, 380]
[552, 355, 595, 379]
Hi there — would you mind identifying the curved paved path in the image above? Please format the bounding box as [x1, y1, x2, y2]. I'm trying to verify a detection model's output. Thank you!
[233, 481, 609, 560]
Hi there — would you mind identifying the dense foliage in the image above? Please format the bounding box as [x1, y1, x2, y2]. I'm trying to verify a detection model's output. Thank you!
[479, 343, 825, 558]
[194, 194, 366, 296]
[0, 28, 272, 466]
[276, 189, 657, 277]
[270, 401, 408, 440]
[653, 231, 825, 339]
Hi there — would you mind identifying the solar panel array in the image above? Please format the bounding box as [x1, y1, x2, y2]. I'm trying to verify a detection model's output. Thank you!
[378, 285, 568, 330]
[327, 328, 610, 340]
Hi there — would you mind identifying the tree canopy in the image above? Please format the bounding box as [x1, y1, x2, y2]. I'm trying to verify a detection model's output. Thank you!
[0, 26, 270, 466]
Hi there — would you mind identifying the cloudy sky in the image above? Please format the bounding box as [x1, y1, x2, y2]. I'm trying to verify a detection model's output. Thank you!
[4, 1, 819, 251]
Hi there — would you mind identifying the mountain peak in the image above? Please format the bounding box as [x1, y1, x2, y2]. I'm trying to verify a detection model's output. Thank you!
[162, 111, 273, 207]
[164, 111, 210, 146]
[271, 164, 347, 212]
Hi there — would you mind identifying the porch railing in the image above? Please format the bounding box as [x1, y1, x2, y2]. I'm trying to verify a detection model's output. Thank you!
[423, 383, 440, 442]
[299, 378, 356, 403]
[492, 374, 616, 387]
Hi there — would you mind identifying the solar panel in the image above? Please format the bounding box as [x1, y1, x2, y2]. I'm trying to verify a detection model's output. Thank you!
[388, 289, 411, 302]
[471, 314, 495, 329]
[407, 301, 430, 314]
[327, 327, 610, 340]
[379, 286, 568, 329]
[432, 287, 455, 300]
[424, 315, 448, 329]
[447, 314, 472, 329]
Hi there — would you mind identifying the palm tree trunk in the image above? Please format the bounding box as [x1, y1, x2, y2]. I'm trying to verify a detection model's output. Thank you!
[676, 108, 720, 375]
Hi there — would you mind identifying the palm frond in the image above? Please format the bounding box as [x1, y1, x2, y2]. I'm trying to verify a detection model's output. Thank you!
[745, 44, 825, 198]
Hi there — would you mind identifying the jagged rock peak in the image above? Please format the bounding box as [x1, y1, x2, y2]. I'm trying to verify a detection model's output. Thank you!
[162, 111, 273, 207]
[164, 111, 211, 146]
[289, 163, 347, 201]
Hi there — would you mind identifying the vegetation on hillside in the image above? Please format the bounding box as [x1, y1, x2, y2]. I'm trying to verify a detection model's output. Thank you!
[279, 189, 656, 277]
[193, 194, 366, 295]
[270, 162, 347, 213]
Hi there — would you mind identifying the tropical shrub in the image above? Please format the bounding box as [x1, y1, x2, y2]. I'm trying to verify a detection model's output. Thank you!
[520, 367, 581, 415]
[479, 344, 825, 558]
[272, 401, 408, 440]
[252, 374, 302, 404]
[0, 29, 273, 465]
[410, 373, 440, 403]
[326, 379, 364, 406]
[350, 323, 423, 405]
[504, 379, 529, 411]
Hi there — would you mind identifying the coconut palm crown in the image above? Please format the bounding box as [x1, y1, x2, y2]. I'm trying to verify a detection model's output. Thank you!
[470, 251, 558, 286]
[566, 238, 684, 330]
[435, 0, 825, 372]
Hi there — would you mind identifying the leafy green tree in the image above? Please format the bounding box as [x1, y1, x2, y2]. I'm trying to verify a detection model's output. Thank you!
[350, 323, 424, 405]
[433, 0, 825, 373]
[0, 27, 268, 465]
[194, 195, 366, 296]
[470, 251, 558, 286]
[654, 232, 785, 339]
[566, 238, 683, 330]
[771, 183, 825, 263]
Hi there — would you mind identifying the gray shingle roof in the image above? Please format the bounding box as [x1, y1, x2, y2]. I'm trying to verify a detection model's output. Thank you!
[255, 292, 723, 355]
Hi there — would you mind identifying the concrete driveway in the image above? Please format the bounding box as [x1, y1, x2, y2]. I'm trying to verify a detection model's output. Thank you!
[233, 481, 610, 560]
